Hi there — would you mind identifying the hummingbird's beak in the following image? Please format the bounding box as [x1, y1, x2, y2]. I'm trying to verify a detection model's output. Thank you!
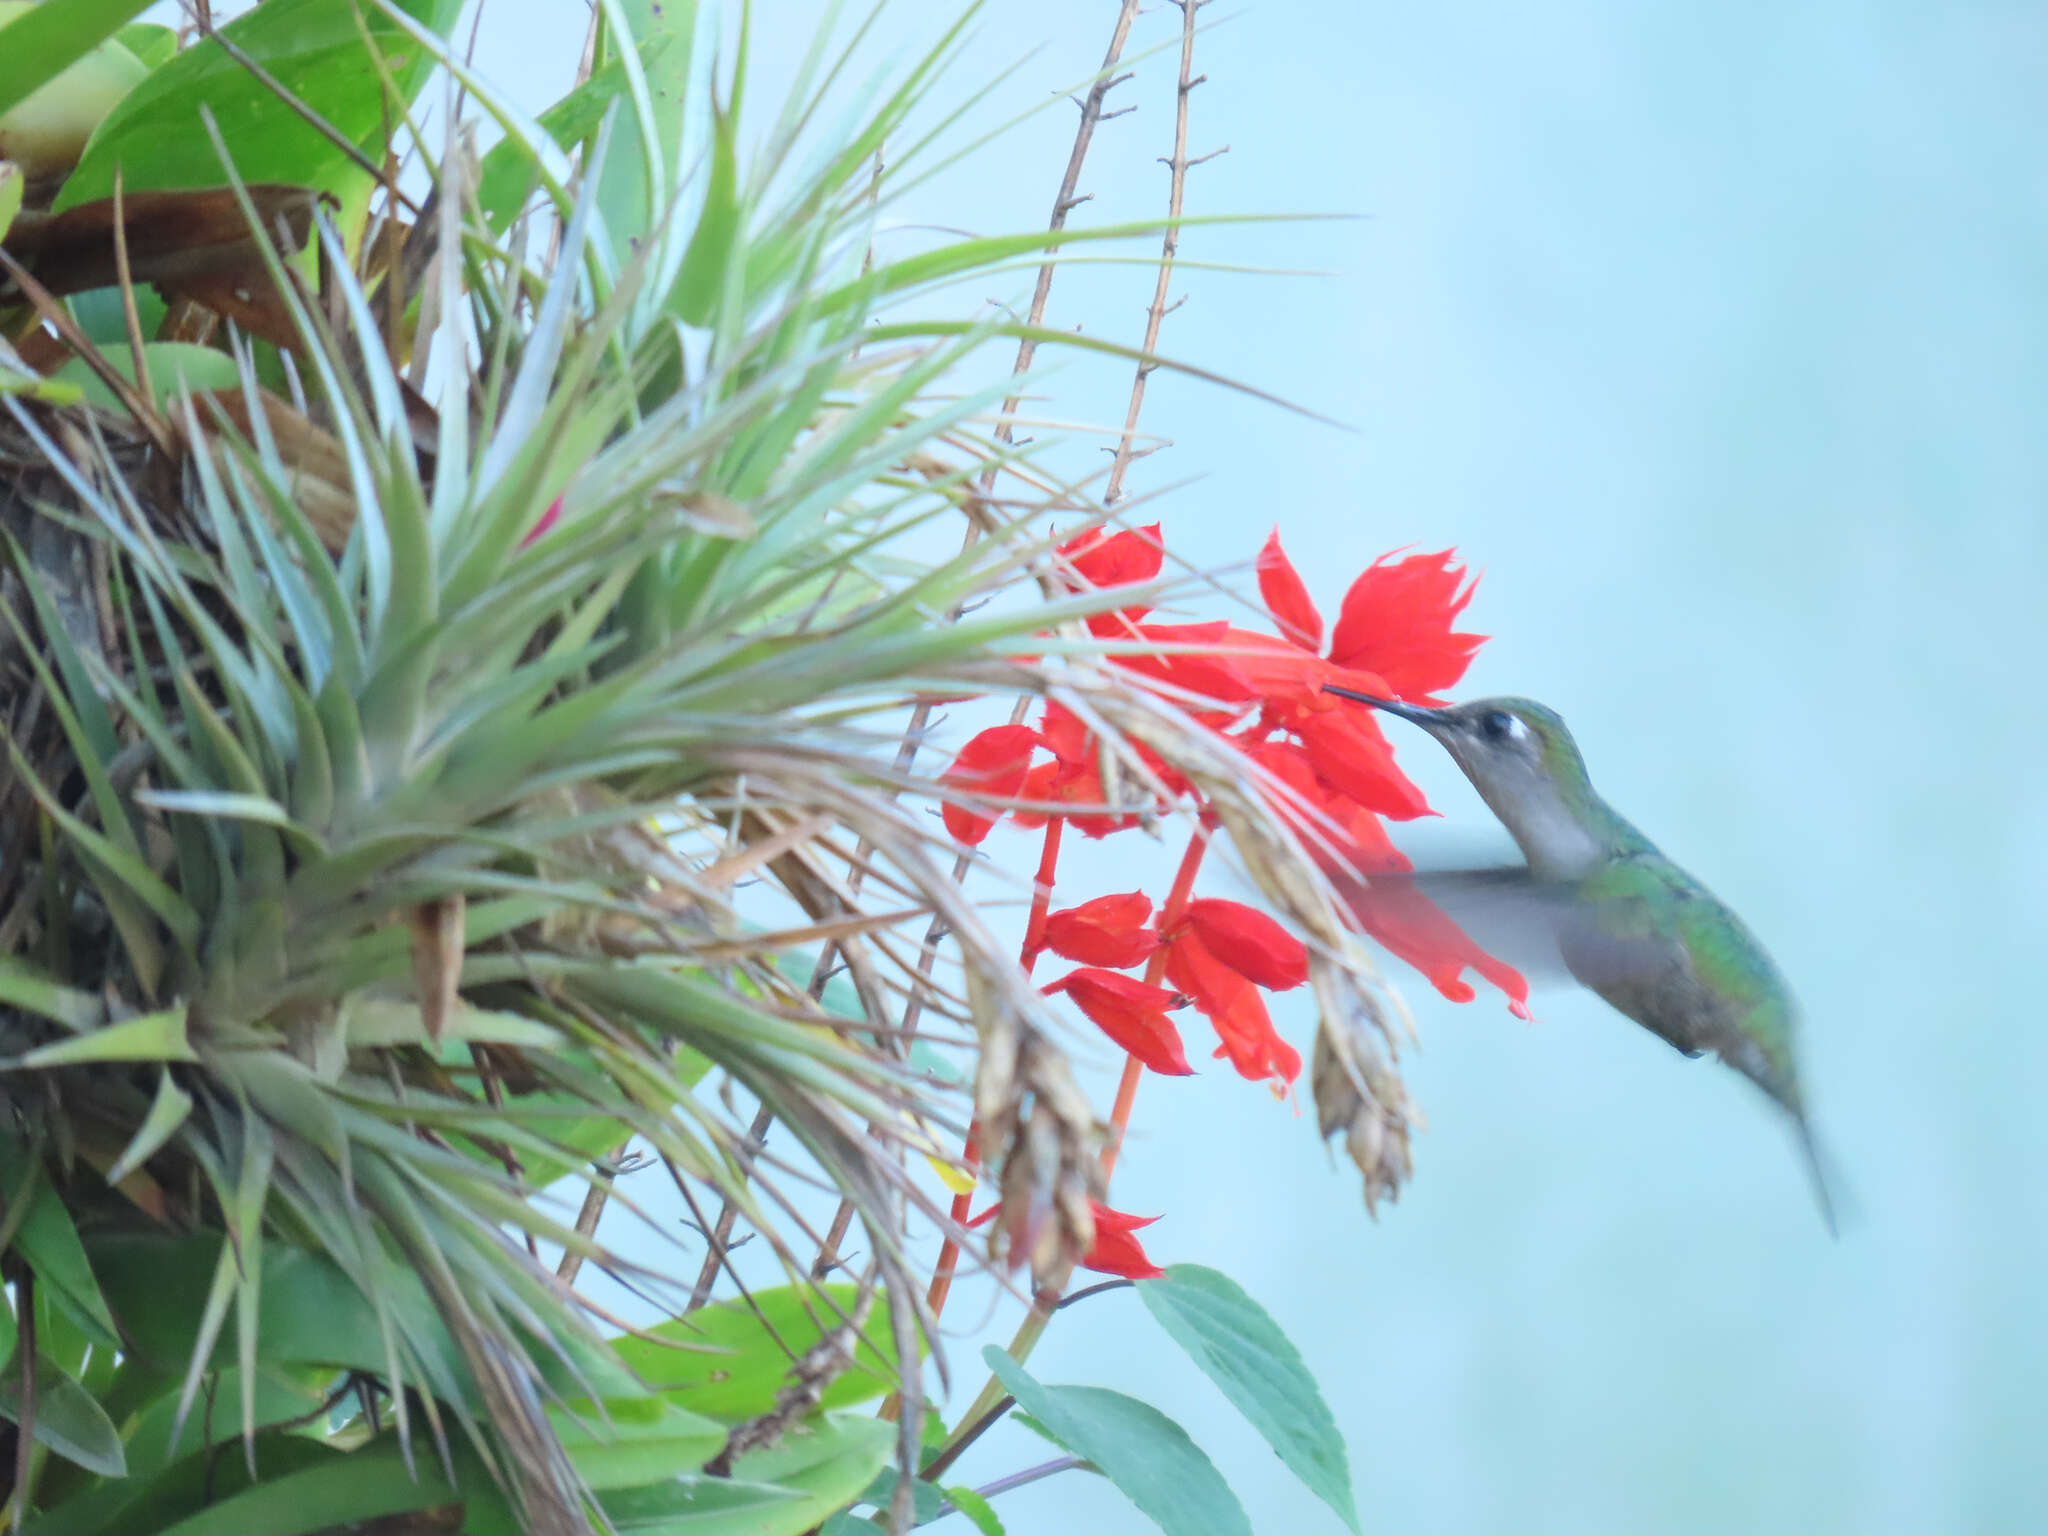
[1321, 685, 1451, 732]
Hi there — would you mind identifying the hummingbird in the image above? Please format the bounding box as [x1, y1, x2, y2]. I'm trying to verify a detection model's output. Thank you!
[1323, 686, 1839, 1234]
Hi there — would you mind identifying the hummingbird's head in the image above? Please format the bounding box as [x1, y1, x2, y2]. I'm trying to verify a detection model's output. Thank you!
[1322, 690, 1607, 877]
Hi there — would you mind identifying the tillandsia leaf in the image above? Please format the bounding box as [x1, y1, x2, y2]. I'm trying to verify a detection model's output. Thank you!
[0, 1, 1435, 1528]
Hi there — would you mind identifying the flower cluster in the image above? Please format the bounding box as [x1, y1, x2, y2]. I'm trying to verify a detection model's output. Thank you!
[935, 522, 1527, 1281]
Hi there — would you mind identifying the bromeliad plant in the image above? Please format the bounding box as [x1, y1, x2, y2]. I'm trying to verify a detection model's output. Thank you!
[0, 2, 1526, 1534]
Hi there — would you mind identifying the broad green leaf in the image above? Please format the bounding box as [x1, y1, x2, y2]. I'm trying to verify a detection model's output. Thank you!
[724, 1411, 896, 1535]
[68, 281, 169, 348]
[0, 1138, 120, 1350]
[115, 22, 179, 70]
[153, 1438, 469, 1536]
[50, 342, 239, 413]
[117, 1364, 331, 1476]
[19, 1431, 339, 1536]
[0, 346, 82, 403]
[0, 1350, 126, 1476]
[0, 0, 152, 120]
[820, 1519, 886, 1536]
[559, 1414, 891, 1536]
[89, 1229, 632, 1412]
[16, 1006, 195, 1068]
[855, 1467, 943, 1525]
[475, 54, 630, 234]
[593, 0, 690, 247]
[58, 0, 465, 212]
[1138, 1264, 1360, 1533]
[549, 1396, 726, 1488]
[89, 1231, 462, 1391]
[613, 1281, 907, 1420]
[983, 1348, 1250, 1536]
[592, 1476, 804, 1536]
[942, 1485, 1006, 1536]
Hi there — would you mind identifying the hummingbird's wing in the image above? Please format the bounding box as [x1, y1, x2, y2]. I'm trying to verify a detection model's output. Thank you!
[1386, 867, 1584, 983]
[1388, 867, 1709, 1059]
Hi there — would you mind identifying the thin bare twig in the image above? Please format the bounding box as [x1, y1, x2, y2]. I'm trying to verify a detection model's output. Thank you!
[991, 0, 1146, 460]
[685, 1103, 777, 1311]
[556, 1138, 632, 1287]
[812, 17, 1146, 1285]
[1105, 0, 1220, 506]
[930, 2, 1224, 1465]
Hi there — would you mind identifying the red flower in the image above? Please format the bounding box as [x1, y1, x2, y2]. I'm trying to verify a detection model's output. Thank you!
[1080, 1204, 1166, 1280]
[1044, 969, 1192, 1075]
[1163, 931, 1301, 1088]
[1292, 708, 1433, 821]
[970, 1200, 1164, 1281]
[1011, 701, 1194, 838]
[940, 725, 1042, 845]
[1257, 528, 1323, 651]
[1326, 549, 1484, 704]
[1058, 523, 1164, 638]
[1111, 621, 1260, 708]
[1042, 892, 1158, 968]
[1178, 898, 1308, 991]
[1226, 533, 1444, 821]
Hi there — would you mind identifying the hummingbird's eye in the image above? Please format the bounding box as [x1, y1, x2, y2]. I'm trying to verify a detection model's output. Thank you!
[1481, 709, 1523, 742]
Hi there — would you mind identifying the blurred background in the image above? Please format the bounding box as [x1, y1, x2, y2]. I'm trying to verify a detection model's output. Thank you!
[469, 2, 2044, 1530]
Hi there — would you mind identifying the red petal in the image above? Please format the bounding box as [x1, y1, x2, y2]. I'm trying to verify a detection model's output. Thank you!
[1061, 523, 1165, 590]
[1114, 622, 1259, 706]
[971, 1200, 1166, 1279]
[1037, 701, 1095, 763]
[1083, 1219, 1165, 1280]
[940, 725, 1042, 844]
[1045, 969, 1192, 1075]
[1207, 626, 1334, 711]
[1164, 933, 1300, 1087]
[1181, 898, 1309, 991]
[1297, 710, 1434, 821]
[1257, 529, 1324, 651]
[1327, 550, 1486, 702]
[1043, 893, 1159, 968]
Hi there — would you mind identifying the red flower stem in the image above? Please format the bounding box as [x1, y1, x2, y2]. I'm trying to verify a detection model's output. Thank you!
[1101, 824, 1208, 1183]
[1018, 817, 1065, 969]
[926, 818, 1066, 1321]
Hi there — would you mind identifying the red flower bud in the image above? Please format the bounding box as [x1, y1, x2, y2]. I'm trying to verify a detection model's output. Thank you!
[1180, 898, 1309, 991]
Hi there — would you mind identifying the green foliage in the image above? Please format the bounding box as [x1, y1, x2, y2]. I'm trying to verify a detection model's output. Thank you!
[616, 1282, 911, 1421]
[58, 0, 466, 212]
[1138, 1264, 1361, 1532]
[0, 0, 1379, 1532]
[0, 0, 154, 121]
[984, 1348, 1252, 1536]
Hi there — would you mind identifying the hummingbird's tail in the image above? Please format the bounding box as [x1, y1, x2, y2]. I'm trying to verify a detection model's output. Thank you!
[1793, 1114, 1844, 1240]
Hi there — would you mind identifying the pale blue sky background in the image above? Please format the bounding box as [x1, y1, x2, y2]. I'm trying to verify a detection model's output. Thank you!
[467, 3, 2045, 1531]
